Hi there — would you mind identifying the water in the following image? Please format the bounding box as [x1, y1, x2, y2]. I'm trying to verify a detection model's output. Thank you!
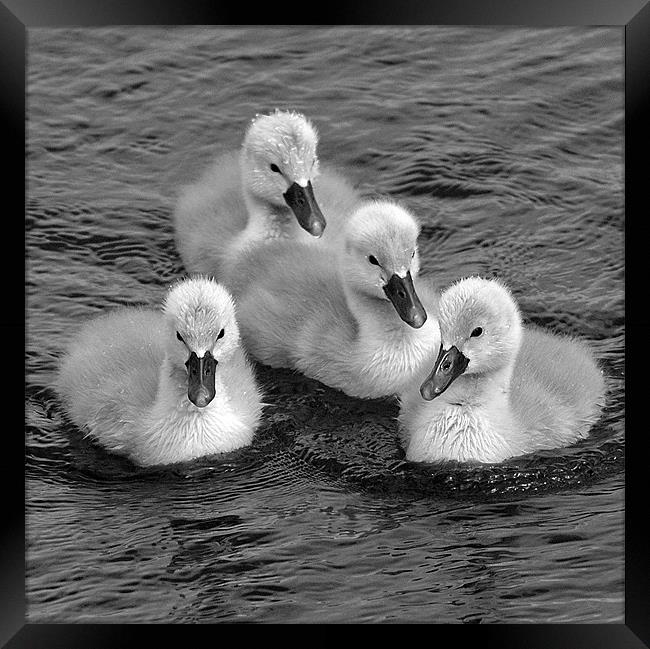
[26, 27, 624, 623]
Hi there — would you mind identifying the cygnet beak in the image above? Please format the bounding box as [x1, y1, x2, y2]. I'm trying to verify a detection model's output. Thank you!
[283, 180, 326, 237]
[186, 350, 218, 408]
[383, 271, 427, 328]
[420, 344, 469, 400]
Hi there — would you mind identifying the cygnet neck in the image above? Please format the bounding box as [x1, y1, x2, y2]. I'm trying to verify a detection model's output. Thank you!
[342, 280, 416, 341]
[437, 361, 515, 410]
[243, 190, 293, 234]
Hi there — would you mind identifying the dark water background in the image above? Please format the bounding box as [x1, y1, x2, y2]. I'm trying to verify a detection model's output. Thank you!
[26, 27, 624, 623]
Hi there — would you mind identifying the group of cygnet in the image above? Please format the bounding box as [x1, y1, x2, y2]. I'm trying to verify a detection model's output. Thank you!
[56, 109, 605, 468]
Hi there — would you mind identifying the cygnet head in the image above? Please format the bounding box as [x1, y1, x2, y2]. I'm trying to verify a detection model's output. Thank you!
[420, 277, 523, 400]
[340, 200, 427, 328]
[241, 109, 325, 237]
[163, 277, 241, 408]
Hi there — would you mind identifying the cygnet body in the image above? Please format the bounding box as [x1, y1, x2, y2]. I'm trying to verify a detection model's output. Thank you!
[227, 200, 440, 399]
[399, 277, 605, 464]
[55, 278, 263, 466]
[173, 109, 360, 279]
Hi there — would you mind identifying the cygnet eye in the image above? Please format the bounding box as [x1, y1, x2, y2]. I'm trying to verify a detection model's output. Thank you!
[270, 164, 281, 173]
[470, 327, 483, 338]
[217, 328, 225, 340]
[368, 255, 380, 266]
[411, 250, 415, 258]
[176, 331, 185, 343]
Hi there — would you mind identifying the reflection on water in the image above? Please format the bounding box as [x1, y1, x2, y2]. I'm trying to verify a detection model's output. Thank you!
[27, 26, 623, 622]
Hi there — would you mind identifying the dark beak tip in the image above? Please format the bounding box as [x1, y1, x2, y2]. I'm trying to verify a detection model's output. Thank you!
[190, 390, 212, 408]
[186, 351, 217, 408]
[419, 383, 435, 401]
[410, 310, 427, 329]
[308, 219, 325, 237]
[384, 273, 427, 329]
[284, 181, 326, 236]
[419, 345, 469, 401]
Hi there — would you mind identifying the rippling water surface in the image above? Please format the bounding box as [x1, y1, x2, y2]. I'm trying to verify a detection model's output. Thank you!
[27, 27, 624, 623]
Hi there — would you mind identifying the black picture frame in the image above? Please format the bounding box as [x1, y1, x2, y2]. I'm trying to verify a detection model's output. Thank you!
[9, 0, 648, 644]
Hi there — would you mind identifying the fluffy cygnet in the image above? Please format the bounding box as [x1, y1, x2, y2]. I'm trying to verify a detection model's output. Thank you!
[174, 109, 360, 278]
[227, 200, 441, 399]
[399, 276, 606, 464]
[55, 277, 263, 466]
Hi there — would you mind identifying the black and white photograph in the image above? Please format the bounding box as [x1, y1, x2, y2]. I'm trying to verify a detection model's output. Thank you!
[15, 3, 644, 635]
